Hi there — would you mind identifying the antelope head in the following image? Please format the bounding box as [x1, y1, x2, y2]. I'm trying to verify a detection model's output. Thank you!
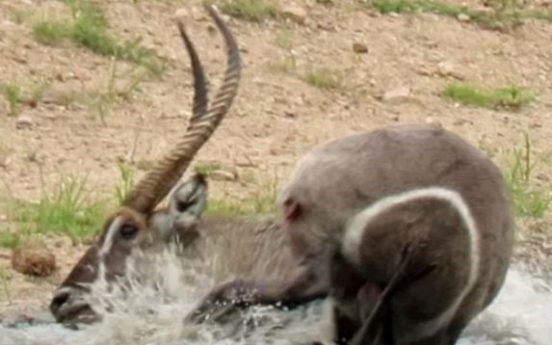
[49, 5, 242, 325]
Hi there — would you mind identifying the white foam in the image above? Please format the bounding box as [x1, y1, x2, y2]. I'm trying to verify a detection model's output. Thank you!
[0, 247, 550, 345]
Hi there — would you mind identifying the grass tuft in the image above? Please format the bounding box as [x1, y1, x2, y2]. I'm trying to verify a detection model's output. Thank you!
[442, 82, 533, 111]
[193, 162, 223, 177]
[31, 0, 163, 75]
[115, 162, 135, 206]
[275, 29, 293, 50]
[504, 133, 551, 218]
[10, 8, 34, 25]
[0, 267, 11, 303]
[205, 191, 276, 216]
[361, 0, 552, 31]
[219, 0, 279, 22]
[8, 175, 107, 242]
[0, 83, 22, 116]
[303, 67, 345, 91]
[0, 232, 21, 249]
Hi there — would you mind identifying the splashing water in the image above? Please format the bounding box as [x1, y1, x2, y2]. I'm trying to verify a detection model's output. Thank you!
[0, 247, 550, 345]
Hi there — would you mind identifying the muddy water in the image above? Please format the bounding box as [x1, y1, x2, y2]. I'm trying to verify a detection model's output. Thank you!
[0, 251, 550, 345]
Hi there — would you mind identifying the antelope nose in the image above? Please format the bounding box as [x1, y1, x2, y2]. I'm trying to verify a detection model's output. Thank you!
[50, 289, 71, 314]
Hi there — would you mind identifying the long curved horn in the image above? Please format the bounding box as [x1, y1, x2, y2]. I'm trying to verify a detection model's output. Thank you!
[123, 4, 241, 214]
[177, 20, 208, 122]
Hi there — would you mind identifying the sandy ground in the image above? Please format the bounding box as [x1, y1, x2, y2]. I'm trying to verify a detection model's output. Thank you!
[0, 0, 551, 317]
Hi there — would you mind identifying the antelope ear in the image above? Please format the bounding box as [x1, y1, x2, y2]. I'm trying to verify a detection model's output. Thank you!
[169, 174, 208, 220]
[153, 174, 208, 242]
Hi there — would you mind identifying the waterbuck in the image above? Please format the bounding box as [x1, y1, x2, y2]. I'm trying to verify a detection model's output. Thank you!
[186, 124, 515, 345]
[48, 4, 254, 324]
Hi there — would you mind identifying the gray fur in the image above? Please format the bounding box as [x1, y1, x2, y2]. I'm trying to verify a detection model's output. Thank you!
[277, 123, 515, 345]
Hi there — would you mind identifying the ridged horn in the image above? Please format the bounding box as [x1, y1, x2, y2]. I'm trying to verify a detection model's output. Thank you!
[177, 20, 208, 123]
[123, 4, 241, 214]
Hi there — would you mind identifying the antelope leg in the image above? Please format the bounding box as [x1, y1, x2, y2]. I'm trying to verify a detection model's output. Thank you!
[185, 269, 328, 324]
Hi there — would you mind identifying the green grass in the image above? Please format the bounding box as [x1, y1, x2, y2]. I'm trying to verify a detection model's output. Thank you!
[265, 56, 297, 75]
[204, 171, 279, 216]
[7, 175, 108, 242]
[31, 0, 163, 75]
[442, 83, 533, 111]
[10, 8, 33, 24]
[275, 29, 293, 50]
[361, 0, 552, 31]
[0, 267, 11, 303]
[115, 162, 135, 206]
[0, 83, 22, 116]
[0, 158, 276, 245]
[316, 0, 335, 5]
[205, 192, 276, 216]
[219, 0, 279, 22]
[303, 67, 345, 91]
[0, 231, 21, 249]
[91, 57, 152, 124]
[503, 133, 551, 218]
[0, 78, 53, 116]
[193, 162, 223, 177]
[32, 20, 72, 45]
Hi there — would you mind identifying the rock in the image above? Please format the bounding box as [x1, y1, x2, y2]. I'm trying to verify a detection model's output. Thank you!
[173, 7, 189, 21]
[284, 110, 296, 118]
[457, 13, 470, 22]
[11, 241, 56, 277]
[436, 61, 464, 80]
[352, 42, 368, 54]
[235, 158, 258, 168]
[15, 114, 33, 130]
[437, 61, 454, 76]
[210, 169, 239, 182]
[453, 118, 472, 126]
[206, 24, 217, 36]
[425, 117, 442, 127]
[536, 173, 550, 183]
[281, 5, 307, 25]
[381, 86, 411, 104]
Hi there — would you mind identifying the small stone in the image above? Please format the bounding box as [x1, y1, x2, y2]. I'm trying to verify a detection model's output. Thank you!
[15, 114, 33, 130]
[381, 86, 411, 104]
[352, 42, 368, 54]
[11, 241, 56, 277]
[210, 169, 238, 182]
[206, 24, 217, 35]
[437, 61, 454, 76]
[436, 61, 464, 80]
[536, 173, 550, 183]
[425, 117, 442, 127]
[173, 8, 189, 21]
[284, 110, 296, 118]
[281, 5, 307, 25]
[453, 118, 472, 126]
[457, 13, 470, 22]
[235, 159, 258, 168]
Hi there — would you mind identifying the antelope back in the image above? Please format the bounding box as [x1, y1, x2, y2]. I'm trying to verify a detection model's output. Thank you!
[178, 215, 299, 284]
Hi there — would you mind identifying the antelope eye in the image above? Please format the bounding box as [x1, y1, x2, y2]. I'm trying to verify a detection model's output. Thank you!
[119, 223, 139, 240]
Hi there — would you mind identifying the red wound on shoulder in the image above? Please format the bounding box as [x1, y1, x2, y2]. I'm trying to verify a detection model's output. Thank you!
[284, 198, 302, 223]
